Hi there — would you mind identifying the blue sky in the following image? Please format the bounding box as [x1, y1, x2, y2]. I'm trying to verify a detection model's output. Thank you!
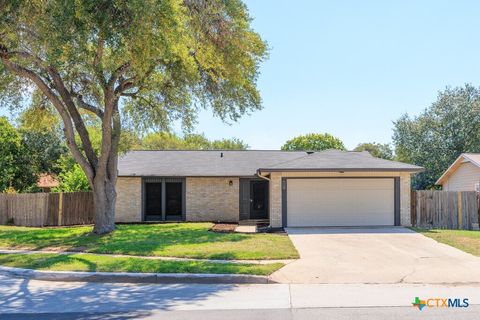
[2, 1, 480, 150]
[193, 0, 480, 149]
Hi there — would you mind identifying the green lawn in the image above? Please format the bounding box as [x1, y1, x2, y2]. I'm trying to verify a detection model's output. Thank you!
[413, 228, 480, 256]
[0, 253, 283, 275]
[0, 223, 298, 260]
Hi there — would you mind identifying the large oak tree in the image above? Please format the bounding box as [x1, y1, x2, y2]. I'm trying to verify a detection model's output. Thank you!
[0, 0, 267, 234]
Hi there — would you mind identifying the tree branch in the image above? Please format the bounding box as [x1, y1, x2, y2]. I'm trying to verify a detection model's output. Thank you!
[0, 55, 94, 183]
[47, 67, 99, 168]
[93, 34, 106, 87]
[106, 62, 130, 92]
[71, 92, 104, 118]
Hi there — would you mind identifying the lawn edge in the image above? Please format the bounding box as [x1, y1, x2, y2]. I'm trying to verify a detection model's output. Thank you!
[0, 249, 296, 264]
[0, 265, 275, 284]
[409, 227, 480, 257]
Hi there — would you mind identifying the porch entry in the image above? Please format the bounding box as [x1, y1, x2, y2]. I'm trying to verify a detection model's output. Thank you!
[240, 179, 269, 220]
[143, 177, 185, 221]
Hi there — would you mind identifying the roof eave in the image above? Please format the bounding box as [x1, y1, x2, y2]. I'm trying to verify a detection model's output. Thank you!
[258, 167, 424, 173]
[435, 154, 475, 185]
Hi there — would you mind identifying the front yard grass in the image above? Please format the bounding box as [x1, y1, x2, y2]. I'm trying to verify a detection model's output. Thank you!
[0, 253, 283, 275]
[413, 228, 480, 256]
[0, 223, 299, 260]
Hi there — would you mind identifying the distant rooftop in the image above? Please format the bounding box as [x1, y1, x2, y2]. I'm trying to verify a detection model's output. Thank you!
[118, 150, 423, 177]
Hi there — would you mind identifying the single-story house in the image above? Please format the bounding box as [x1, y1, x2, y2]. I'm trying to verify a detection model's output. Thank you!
[116, 149, 423, 228]
[436, 153, 480, 191]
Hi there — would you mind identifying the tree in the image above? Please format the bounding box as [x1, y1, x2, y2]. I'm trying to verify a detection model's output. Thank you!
[141, 132, 248, 150]
[0, 1, 267, 234]
[0, 117, 36, 192]
[393, 84, 480, 189]
[54, 156, 91, 193]
[281, 133, 346, 151]
[20, 129, 67, 176]
[354, 142, 393, 160]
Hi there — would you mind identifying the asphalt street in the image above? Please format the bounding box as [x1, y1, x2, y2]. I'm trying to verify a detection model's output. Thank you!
[0, 275, 479, 319]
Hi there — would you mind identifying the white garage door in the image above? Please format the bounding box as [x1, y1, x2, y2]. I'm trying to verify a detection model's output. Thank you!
[286, 178, 395, 227]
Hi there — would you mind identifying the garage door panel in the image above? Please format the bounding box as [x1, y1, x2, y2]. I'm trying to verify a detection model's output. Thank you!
[287, 178, 394, 227]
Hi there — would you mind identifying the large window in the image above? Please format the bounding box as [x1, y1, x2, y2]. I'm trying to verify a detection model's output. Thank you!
[143, 178, 185, 221]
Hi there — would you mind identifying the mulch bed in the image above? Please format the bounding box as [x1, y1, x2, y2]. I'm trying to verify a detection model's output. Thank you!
[209, 223, 238, 233]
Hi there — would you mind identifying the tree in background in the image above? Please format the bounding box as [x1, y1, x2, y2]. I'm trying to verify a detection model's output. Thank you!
[281, 133, 345, 151]
[354, 142, 393, 160]
[20, 130, 67, 176]
[53, 156, 90, 192]
[141, 132, 248, 150]
[0, 117, 36, 192]
[0, 0, 267, 234]
[393, 85, 480, 190]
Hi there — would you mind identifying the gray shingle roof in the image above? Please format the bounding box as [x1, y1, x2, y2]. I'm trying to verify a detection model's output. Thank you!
[258, 150, 424, 172]
[118, 150, 423, 177]
[118, 150, 307, 177]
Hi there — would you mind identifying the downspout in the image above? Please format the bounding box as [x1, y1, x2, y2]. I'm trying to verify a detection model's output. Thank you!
[255, 170, 271, 181]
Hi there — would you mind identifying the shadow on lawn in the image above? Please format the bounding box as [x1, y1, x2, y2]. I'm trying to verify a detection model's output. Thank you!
[0, 224, 252, 257]
[0, 254, 99, 272]
[0, 275, 237, 317]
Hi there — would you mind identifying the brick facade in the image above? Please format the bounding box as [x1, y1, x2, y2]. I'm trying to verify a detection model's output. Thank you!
[185, 177, 240, 222]
[114, 173, 413, 227]
[115, 177, 142, 222]
[399, 172, 412, 226]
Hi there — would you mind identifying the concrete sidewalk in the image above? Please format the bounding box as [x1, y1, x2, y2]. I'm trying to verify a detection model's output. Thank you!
[0, 275, 479, 314]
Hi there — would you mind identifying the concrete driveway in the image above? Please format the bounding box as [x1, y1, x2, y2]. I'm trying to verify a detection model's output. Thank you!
[271, 227, 480, 284]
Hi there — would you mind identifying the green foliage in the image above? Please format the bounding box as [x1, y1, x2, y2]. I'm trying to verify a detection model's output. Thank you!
[20, 130, 67, 175]
[0, 0, 267, 131]
[53, 156, 90, 192]
[78, 125, 142, 155]
[141, 132, 248, 150]
[354, 142, 393, 160]
[393, 84, 480, 189]
[0, 116, 23, 192]
[16, 91, 61, 134]
[281, 133, 346, 151]
[0, 117, 37, 192]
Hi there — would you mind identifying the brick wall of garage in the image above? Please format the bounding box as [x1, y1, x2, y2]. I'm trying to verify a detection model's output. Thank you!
[185, 177, 239, 222]
[268, 171, 413, 228]
[115, 177, 142, 222]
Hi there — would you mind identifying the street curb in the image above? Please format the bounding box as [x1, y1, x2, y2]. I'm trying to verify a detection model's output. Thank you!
[0, 266, 274, 284]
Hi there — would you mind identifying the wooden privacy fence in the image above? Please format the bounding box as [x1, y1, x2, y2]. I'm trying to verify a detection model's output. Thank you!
[0, 192, 94, 227]
[411, 190, 480, 230]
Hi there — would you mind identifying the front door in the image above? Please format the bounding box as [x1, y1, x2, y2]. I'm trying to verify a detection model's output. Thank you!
[250, 180, 268, 219]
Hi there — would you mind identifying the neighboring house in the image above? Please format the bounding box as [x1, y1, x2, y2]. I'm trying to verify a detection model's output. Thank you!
[116, 149, 422, 228]
[436, 153, 480, 191]
[37, 174, 59, 193]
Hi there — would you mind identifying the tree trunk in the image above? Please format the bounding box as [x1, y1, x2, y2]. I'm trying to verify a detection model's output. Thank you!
[92, 177, 116, 234]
